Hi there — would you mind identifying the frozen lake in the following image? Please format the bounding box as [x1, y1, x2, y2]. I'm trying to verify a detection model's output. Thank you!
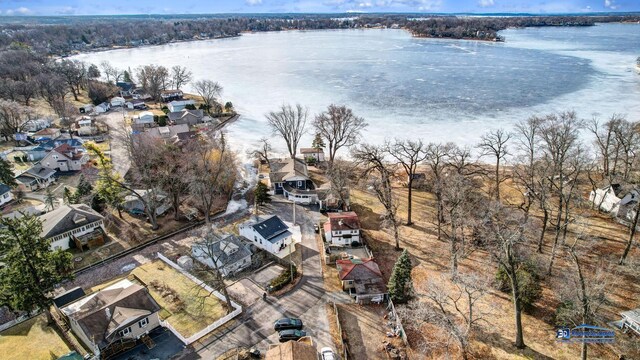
[74, 23, 640, 156]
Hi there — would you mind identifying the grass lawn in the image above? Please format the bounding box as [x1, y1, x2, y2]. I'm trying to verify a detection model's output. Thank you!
[131, 260, 228, 338]
[0, 314, 71, 360]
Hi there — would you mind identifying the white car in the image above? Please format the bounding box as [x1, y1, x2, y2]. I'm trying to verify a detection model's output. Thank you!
[321, 347, 336, 360]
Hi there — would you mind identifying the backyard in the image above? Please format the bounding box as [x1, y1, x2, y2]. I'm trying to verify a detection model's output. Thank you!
[0, 314, 72, 360]
[131, 260, 229, 339]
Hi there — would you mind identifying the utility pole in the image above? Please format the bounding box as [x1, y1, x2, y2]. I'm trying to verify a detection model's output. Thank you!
[292, 200, 296, 225]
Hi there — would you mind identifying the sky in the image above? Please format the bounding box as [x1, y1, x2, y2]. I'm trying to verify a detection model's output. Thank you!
[0, 0, 638, 16]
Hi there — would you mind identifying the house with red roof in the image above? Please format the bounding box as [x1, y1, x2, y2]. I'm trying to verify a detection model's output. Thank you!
[336, 258, 386, 304]
[324, 212, 361, 246]
[40, 143, 89, 172]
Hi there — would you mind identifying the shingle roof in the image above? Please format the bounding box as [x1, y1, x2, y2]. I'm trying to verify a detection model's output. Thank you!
[268, 158, 309, 184]
[252, 216, 291, 241]
[0, 183, 10, 195]
[337, 259, 383, 281]
[622, 308, 640, 323]
[53, 287, 86, 308]
[38, 204, 104, 239]
[300, 148, 324, 154]
[23, 165, 56, 179]
[167, 109, 203, 122]
[327, 212, 360, 231]
[265, 340, 318, 360]
[193, 234, 252, 267]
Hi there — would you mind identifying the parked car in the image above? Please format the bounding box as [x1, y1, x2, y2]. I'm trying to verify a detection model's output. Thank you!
[314, 223, 319, 233]
[278, 329, 307, 342]
[274, 317, 303, 331]
[321, 347, 336, 360]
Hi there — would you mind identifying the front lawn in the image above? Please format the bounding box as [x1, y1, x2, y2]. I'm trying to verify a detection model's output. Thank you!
[0, 314, 71, 360]
[131, 260, 229, 338]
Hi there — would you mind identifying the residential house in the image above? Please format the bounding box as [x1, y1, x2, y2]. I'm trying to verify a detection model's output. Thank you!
[95, 102, 111, 114]
[142, 124, 190, 143]
[15, 165, 56, 191]
[167, 109, 204, 126]
[407, 173, 426, 188]
[589, 184, 640, 222]
[110, 96, 126, 107]
[76, 118, 99, 136]
[336, 258, 386, 304]
[134, 111, 155, 125]
[116, 81, 135, 97]
[192, 234, 253, 277]
[23, 118, 52, 132]
[300, 147, 325, 162]
[167, 99, 194, 112]
[161, 90, 184, 103]
[0, 184, 13, 207]
[324, 212, 360, 246]
[58, 279, 161, 357]
[41, 138, 84, 151]
[34, 127, 61, 140]
[78, 104, 94, 114]
[41, 144, 89, 172]
[268, 158, 318, 205]
[265, 339, 318, 360]
[126, 100, 147, 110]
[122, 189, 171, 216]
[39, 204, 106, 251]
[26, 146, 48, 161]
[619, 308, 640, 336]
[239, 215, 293, 255]
[53, 287, 86, 310]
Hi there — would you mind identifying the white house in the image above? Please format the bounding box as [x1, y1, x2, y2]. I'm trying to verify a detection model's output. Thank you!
[589, 184, 639, 221]
[192, 234, 253, 277]
[41, 144, 89, 172]
[619, 308, 640, 336]
[300, 147, 325, 162]
[239, 215, 293, 255]
[324, 212, 361, 246]
[15, 165, 56, 192]
[95, 102, 111, 114]
[134, 111, 155, 125]
[76, 118, 99, 136]
[268, 158, 319, 205]
[78, 104, 94, 114]
[167, 99, 195, 112]
[39, 204, 106, 251]
[110, 96, 126, 107]
[0, 184, 13, 207]
[126, 100, 147, 110]
[161, 90, 184, 103]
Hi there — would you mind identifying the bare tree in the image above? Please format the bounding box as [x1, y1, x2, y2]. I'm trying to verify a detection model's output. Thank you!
[248, 137, 272, 167]
[326, 159, 353, 211]
[313, 104, 367, 163]
[170, 65, 192, 90]
[159, 143, 190, 220]
[136, 64, 169, 102]
[100, 61, 122, 84]
[191, 229, 237, 315]
[478, 129, 511, 201]
[0, 100, 32, 142]
[620, 190, 640, 265]
[187, 132, 237, 223]
[388, 139, 428, 226]
[193, 79, 223, 114]
[55, 60, 86, 101]
[266, 103, 308, 159]
[352, 144, 401, 250]
[612, 118, 639, 182]
[425, 142, 454, 241]
[588, 115, 620, 179]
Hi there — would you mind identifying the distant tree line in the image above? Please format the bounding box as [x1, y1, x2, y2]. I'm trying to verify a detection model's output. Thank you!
[0, 14, 639, 55]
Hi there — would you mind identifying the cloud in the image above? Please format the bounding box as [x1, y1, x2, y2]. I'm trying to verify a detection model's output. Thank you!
[478, 0, 495, 7]
[5, 7, 31, 16]
[55, 6, 76, 15]
[604, 0, 619, 9]
[325, 0, 441, 10]
[245, 0, 263, 5]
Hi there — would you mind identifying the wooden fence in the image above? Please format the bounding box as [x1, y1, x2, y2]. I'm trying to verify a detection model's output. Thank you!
[332, 302, 350, 360]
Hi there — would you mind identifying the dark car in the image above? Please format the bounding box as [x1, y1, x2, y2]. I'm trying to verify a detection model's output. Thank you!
[278, 329, 307, 342]
[274, 318, 303, 331]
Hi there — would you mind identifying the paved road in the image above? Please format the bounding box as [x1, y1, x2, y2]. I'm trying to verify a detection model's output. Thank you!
[100, 109, 131, 178]
[192, 202, 344, 358]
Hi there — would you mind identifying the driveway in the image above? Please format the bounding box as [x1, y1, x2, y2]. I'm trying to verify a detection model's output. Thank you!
[100, 109, 131, 178]
[191, 202, 335, 358]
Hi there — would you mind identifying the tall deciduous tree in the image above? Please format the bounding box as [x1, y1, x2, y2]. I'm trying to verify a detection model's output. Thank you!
[136, 64, 169, 102]
[313, 104, 367, 163]
[266, 103, 308, 159]
[425, 142, 454, 241]
[193, 80, 223, 114]
[0, 99, 32, 142]
[0, 215, 73, 323]
[388, 139, 428, 225]
[478, 129, 511, 201]
[388, 249, 413, 303]
[170, 65, 192, 90]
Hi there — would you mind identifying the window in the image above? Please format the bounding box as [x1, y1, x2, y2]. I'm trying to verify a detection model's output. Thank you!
[138, 318, 149, 328]
[119, 327, 132, 337]
[297, 180, 302, 188]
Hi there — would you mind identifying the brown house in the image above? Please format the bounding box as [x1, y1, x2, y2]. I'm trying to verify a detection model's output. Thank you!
[266, 339, 318, 360]
[337, 258, 387, 304]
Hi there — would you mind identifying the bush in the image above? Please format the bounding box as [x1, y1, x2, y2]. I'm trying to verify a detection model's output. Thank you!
[270, 264, 297, 292]
[495, 262, 542, 312]
[185, 104, 196, 110]
[554, 300, 575, 327]
[350, 241, 361, 247]
[161, 106, 169, 114]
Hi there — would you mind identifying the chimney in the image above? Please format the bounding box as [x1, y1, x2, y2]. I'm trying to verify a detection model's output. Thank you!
[105, 307, 111, 320]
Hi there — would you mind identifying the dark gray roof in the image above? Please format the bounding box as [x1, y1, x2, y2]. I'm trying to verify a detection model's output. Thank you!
[23, 165, 56, 180]
[252, 215, 290, 241]
[53, 287, 86, 308]
[38, 204, 104, 239]
[167, 109, 203, 122]
[0, 183, 10, 195]
[116, 82, 134, 91]
[195, 235, 252, 267]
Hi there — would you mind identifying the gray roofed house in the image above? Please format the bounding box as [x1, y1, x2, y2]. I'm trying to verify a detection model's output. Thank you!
[192, 234, 253, 277]
[38, 204, 106, 251]
[267, 158, 319, 205]
[143, 124, 190, 142]
[15, 165, 56, 192]
[239, 215, 294, 255]
[620, 308, 640, 336]
[167, 109, 204, 126]
[60, 279, 161, 354]
[0, 183, 12, 207]
[53, 287, 86, 309]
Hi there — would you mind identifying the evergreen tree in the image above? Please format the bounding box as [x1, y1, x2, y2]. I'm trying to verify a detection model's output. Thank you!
[123, 70, 132, 83]
[388, 249, 413, 303]
[254, 181, 272, 206]
[0, 215, 74, 323]
[0, 158, 17, 188]
[63, 187, 75, 204]
[75, 174, 93, 198]
[312, 132, 326, 149]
